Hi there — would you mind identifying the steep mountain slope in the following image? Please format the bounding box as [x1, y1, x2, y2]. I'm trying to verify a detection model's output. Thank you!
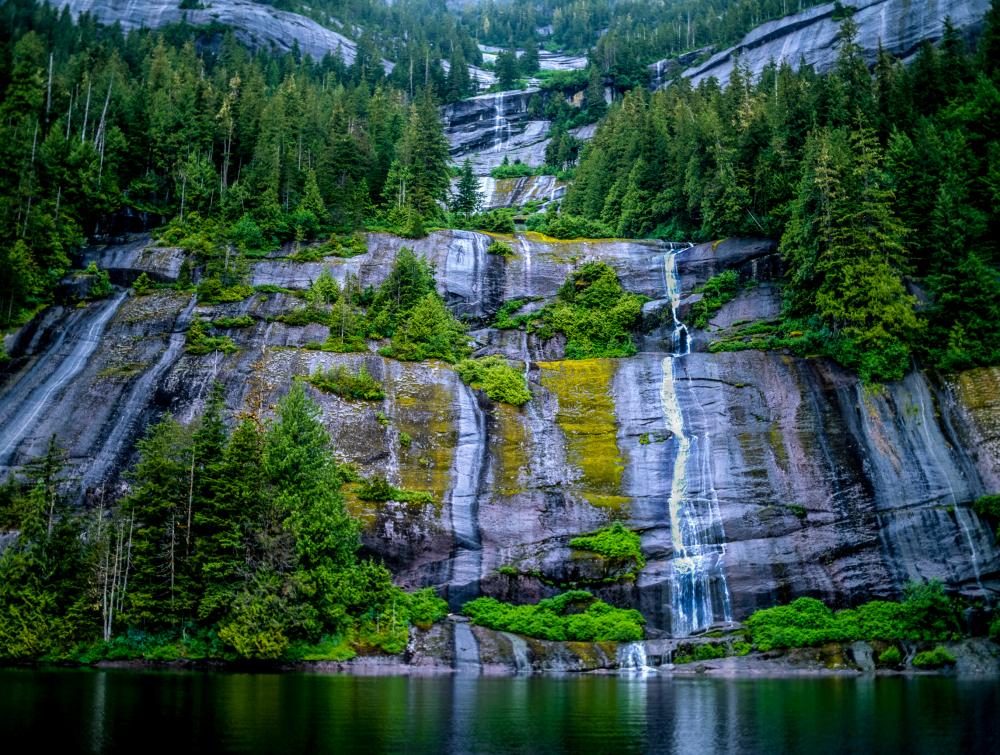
[49, 0, 362, 63]
[651, 0, 992, 86]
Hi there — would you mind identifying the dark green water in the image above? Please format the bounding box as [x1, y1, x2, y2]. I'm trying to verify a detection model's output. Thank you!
[0, 669, 997, 754]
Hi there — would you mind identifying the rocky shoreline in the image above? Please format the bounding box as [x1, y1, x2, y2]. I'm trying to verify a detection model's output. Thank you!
[41, 620, 993, 678]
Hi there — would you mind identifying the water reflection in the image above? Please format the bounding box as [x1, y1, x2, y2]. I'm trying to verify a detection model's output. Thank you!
[0, 669, 996, 754]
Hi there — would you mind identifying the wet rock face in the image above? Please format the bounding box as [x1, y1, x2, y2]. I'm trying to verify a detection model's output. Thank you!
[661, 0, 991, 87]
[442, 89, 550, 175]
[1, 233, 997, 636]
[476, 175, 566, 210]
[49, 0, 363, 64]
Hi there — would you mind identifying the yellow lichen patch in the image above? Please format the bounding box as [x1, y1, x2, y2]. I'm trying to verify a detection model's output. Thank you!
[342, 483, 379, 530]
[393, 370, 456, 506]
[768, 422, 789, 472]
[539, 359, 627, 509]
[493, 402, 530, 496]
[521, 231, 625, 245]
[953, 366, 1000, 411]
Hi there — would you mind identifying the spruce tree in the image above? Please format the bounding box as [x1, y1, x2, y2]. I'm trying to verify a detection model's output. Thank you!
[451, 159, 483, 216]
[398, 88, 451, 218]
[495, 48, 520, 90]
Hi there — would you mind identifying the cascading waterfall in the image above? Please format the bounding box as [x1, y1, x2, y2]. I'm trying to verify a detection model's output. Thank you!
[81, 295, 197, 493]
[617, 641, 651, 674]
[0, 290, 128, 466]
[661, 245, 733, 636]
[492, 91, 511, 153]
[503, 632, 532, 674]
[453, 621, 481, 674]
[447, 384, 487, 608]
[911, 373, 986, 590]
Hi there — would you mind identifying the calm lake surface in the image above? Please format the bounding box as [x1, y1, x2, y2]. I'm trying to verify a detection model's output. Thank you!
[0, 669, 997, 754]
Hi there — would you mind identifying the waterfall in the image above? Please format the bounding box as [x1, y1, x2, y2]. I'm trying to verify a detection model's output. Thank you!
[447, 384, 486, 608]
[492, 92, 510, 153]
[81, 295, 197, 493]
[0, 290, 128, 466]
[518, 234, 532, 296]
[617, 641, 651, 674]
[503, 632, 532, 674]
[453, 621, 481, 674]
[661, 246, 733, 636]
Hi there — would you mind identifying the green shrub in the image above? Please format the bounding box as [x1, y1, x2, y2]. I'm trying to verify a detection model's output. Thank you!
[393, 208, 426, 239]
[403, 588, 449, 629]
[989, 614, 1000, 643]
[82, 262, 113, 299]
[212, 314, 255, 329]
[455, 356, 531, 405]
[522, 262, 645, 358]
[306, 364, 384, 400]
[493, 298, 533, 329]
[689, 270, 739, 329]
[196, 277, 254, 304]
[674, 642, 727, 664]
[285, 635, 355, 662]
[487, 240, 515, 257]
[538, 211, 615, 240]
[470, 209, 516, 234]
[229, 213, 268, 252]
[132, 272, 155, 295]
[878, 646, 902, 666]
[279, 307, 333, 326]
[745, 580, 962, 651]
[356, 476, 433, 504]
[569, 523, 646, 570]
[292, 234, 367, 261]
[912, 647, 957, 669]
[381, 293, 471, 363]
[490, 160, 541, 179]
[304, 335, 368, 353]
[367, 248, 437, 337]
[185, 319, 238, 355]
[462, 591, 645, 642]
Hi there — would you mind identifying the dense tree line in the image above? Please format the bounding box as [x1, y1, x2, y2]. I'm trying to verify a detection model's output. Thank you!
[565, 14, 1000, 380]
[0, 0, 454, 330]
[0, 384, 447, 661]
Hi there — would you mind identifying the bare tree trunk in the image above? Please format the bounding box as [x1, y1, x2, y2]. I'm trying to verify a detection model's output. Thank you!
[81, 79, 92, 144]
[46, 52, 53, 120]
[186, 449, 196, 556]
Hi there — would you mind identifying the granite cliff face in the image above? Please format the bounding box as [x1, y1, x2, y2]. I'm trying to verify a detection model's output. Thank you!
[2, 232, 997, 641]
[48, 0, 363, 64]
[442, 90, 550, 176]
[650, 0, 992, 87]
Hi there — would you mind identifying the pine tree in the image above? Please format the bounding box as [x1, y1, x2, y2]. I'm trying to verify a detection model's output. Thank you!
[815, 126, 919, 381]
[451, 159, 482, 216]
[519, 39, 540, 76]
[122, 416, 195, 627]
[264, 384, 359, 632]
[495, 48, 520, 90]
[585, 66, 607, 119]
[445, 49, 473, 103]
[294, 168, 327, 240]
[398, 88, 451, 218]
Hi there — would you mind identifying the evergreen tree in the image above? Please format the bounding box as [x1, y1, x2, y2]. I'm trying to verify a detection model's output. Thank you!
[495, 48, 520, 90]
[397, 88, 451, 218]
[519, 39, 540, 76]
[585, 65, 607, 119]
[122, 416, 196, 627]
[451, 159, 483, 216]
